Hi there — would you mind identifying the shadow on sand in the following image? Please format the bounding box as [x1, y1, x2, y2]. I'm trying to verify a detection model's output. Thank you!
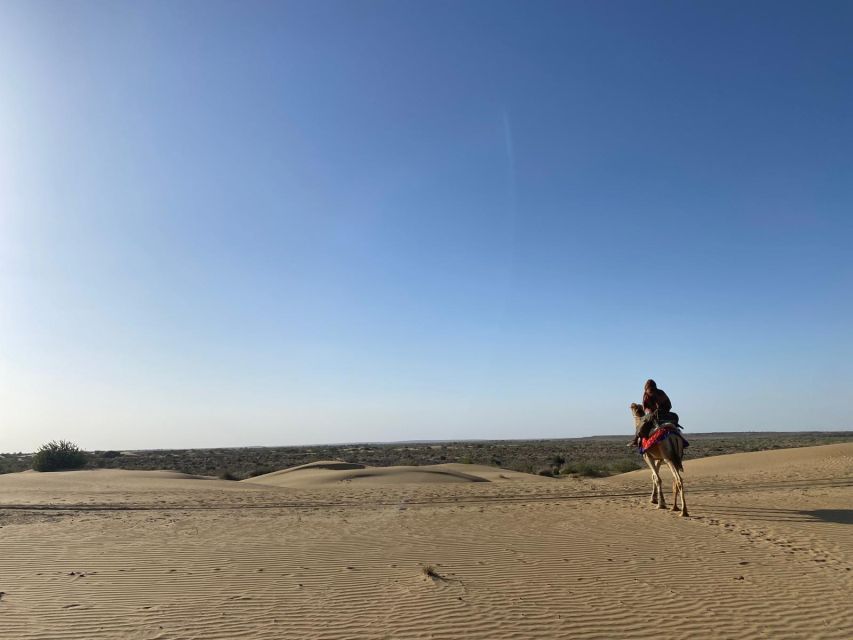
[802, 509, 853, 525]
[696, 506, 853, 525]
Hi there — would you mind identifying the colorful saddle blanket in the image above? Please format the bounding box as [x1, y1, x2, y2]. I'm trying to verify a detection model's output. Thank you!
[640, 427, 689, 455]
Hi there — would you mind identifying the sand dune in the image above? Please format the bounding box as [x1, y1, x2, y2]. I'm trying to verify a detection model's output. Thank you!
[0, 443, 850, 639]
[603, 441, 853, 487]
[243, 461, 551, 487]
[683, 440, 853, 475]
[0, 468, 275, 509]
[272, 460, 369, 472]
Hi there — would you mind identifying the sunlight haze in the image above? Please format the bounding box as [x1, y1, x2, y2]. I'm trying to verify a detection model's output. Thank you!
[1, 0, 851, 452]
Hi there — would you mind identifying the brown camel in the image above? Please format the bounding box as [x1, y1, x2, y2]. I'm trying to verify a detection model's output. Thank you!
[630, 403, 688, 517]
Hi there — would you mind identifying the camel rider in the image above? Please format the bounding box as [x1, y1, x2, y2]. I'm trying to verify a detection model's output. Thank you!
[629, 379, 680, 447]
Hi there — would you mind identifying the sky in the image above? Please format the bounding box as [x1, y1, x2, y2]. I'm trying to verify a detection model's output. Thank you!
[1, 1, 851, 452]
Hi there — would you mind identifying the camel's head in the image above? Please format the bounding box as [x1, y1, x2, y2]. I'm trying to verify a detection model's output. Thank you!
[629, 403, 644, 419]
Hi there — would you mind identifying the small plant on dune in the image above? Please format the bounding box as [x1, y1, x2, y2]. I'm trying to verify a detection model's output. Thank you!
[218, 470, 239, 481]
[576, 464, 607, 478]
[32, 440, 88, 472]
[561, 461, 607, 477]
[421, 565, 443, 580]
[610, 458, 642, 474]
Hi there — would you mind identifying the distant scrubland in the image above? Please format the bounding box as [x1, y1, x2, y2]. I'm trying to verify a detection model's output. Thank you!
[2, 431, 851, 479]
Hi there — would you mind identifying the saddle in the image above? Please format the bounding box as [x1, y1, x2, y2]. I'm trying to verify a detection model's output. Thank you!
[639, 425, 687, 455]
[637, 411, 682, 440]
[658, 411, 682, 430]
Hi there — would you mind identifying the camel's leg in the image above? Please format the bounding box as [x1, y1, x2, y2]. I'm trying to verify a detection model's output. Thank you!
[670, 463, 680, 512]
[646, 455, 666, 509]
[643, 455, 660, 504]
[665, 460, 688, 517]
[655, 459, 667, 509]
[643, 455, 659, 504]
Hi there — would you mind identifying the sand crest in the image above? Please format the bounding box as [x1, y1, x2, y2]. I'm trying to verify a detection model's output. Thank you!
[243, 461, 552, 487]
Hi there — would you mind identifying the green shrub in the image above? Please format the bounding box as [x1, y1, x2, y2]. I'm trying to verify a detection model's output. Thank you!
[561, 462, 607, 477]
[576, 464, 607, 478]
[32, 440, 87, 472]
[218, 470, 239, 481]
[610, 458, 642, 474]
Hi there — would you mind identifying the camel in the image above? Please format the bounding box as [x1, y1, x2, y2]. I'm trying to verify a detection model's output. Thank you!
[629, 403, 688, 517]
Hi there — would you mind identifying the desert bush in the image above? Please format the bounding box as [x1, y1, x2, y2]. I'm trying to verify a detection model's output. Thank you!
[576, 464, 607, 477]
[218, 470, 239, 481]
[610, 458, 642, 474]
[421, 565, 444, 580]
[11, 433, 849, 478]
[32, 440, 87, 472]
[537, 468, 554, 477]
[561, 462, 607, 477]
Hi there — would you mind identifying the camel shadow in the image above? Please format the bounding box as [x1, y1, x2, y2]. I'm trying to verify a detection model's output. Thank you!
[801, 509, 853, 525]
[697, 506, 853, 525]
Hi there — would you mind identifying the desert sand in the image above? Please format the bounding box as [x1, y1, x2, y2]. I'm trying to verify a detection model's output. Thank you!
[0, 443, 851, 639]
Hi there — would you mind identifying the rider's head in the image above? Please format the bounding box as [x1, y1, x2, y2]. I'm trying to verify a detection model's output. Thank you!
[644, 379, 657, 392]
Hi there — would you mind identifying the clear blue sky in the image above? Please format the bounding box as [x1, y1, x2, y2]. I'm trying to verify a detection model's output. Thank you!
[1, 1, 851, 452]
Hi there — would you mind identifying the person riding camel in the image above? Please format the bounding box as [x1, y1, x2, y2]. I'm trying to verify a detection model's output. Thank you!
[629, 379, 680, 448]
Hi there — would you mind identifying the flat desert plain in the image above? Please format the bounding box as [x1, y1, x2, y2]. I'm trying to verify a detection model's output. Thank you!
[1, 443, 851, 639]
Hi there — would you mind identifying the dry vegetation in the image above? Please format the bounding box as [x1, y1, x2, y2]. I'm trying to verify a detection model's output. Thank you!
[2, 431, 851, 478]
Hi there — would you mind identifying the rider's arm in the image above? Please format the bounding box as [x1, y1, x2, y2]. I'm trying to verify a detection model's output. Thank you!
[657, 390, 672, 413]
